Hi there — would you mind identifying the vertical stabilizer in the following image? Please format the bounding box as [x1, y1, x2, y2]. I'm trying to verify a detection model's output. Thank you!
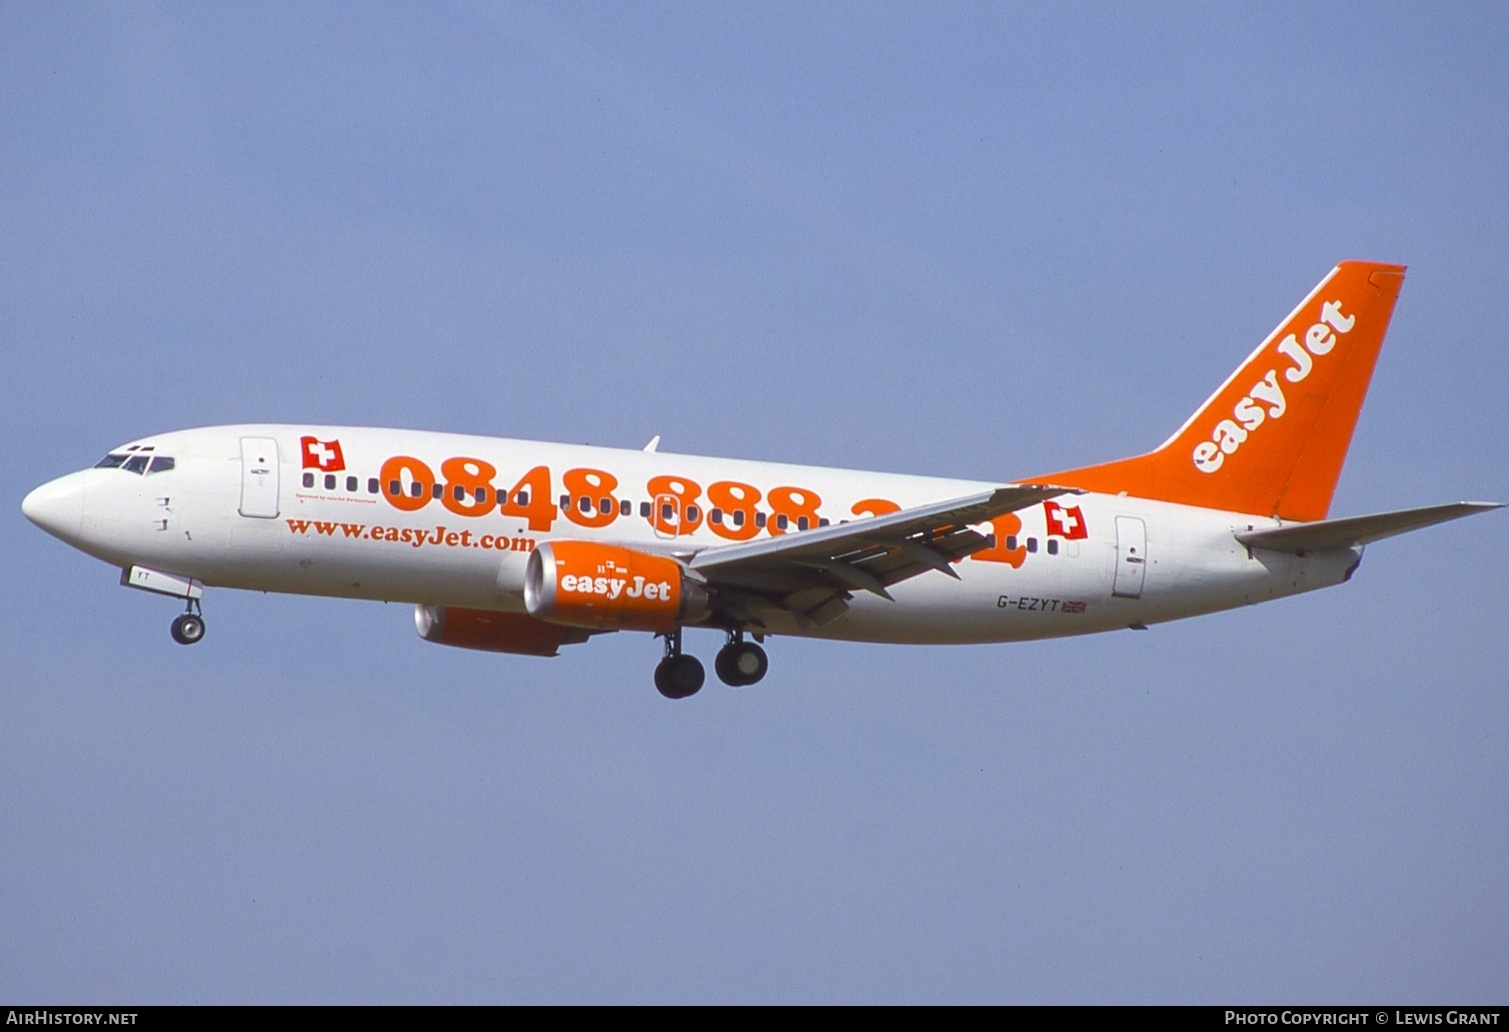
[1039, 261, 1406, 521]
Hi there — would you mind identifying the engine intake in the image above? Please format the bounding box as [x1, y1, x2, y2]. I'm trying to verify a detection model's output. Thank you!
[524, 541, 709, 632]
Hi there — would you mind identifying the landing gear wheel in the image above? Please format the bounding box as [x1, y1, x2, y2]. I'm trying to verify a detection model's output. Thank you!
[654, 655, 705, 699]
[170, 613, 205, 645]
[715, 642, 768, 686]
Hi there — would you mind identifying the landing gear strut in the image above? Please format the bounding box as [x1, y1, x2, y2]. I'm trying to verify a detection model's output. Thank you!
[715, 629, 768, 687]
[654, 628, 704, 699]
[170, 598, 205, 646]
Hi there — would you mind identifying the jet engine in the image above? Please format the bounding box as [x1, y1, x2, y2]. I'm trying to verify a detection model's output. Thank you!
[414, 605, 590, 656]
[524, 541, 709, 632]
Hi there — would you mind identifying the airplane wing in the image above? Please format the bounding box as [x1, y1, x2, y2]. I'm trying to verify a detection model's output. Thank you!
[688, 484, 1070, 628]
[1234, 501, 1502, 554]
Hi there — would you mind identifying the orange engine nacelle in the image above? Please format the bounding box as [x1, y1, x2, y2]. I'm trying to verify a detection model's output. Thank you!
[414, 605, 591, 656]
[524, 541, 709, 632]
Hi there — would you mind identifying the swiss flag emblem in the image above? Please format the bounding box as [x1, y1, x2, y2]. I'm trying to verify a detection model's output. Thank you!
[1044, 500, 1088, 540]
[300, 436, 346, 472]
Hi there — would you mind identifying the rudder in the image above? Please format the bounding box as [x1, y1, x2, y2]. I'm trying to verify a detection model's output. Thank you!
[1039, 261, 1406, 521]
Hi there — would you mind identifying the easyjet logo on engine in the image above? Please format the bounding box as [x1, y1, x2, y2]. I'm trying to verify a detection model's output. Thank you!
[1192, 299, 1354, 474]
[560, 573, 672, 601]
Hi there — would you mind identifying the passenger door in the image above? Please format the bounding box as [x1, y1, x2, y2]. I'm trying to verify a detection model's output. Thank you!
[1113, 515, 1147, 599]
[238, 437, 280, 519]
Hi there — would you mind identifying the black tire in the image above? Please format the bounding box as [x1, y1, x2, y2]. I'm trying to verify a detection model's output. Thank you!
[715, 642, 768, 686]
[654, 655, 704, 699]
[170, 613, 205, 645]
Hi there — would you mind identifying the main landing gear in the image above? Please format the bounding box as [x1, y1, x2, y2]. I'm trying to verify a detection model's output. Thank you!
[169, 599, 205, 645]
[654, 628, 769, 699]
[715, 629, 768, 688]
[654, 629, 705, 700]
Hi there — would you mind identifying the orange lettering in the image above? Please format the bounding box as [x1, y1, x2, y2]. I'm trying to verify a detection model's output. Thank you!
[646, 475, 704, 536]
[562, 467, 620, 529]
[706, 481, 762, 541]
[440, 456, 498, 518]
[851, 498, 900, 518]
[767, 486, 822, 535]
[380, 456, 434, 513]
[499, 465, 557, 532]
[971, 512, 1027, 567]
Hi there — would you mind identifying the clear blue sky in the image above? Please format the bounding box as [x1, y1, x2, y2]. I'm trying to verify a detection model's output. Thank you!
[3, 1, 1506, 1003]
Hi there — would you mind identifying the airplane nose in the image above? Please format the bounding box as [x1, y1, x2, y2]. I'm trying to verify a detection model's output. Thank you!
[22, 474, 87, 545]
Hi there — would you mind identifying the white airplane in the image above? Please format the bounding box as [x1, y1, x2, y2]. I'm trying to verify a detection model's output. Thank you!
[22, 261, 1499, 698]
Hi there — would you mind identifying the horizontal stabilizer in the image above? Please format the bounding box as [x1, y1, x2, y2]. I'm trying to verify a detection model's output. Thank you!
[1234, 502, 1502, 554]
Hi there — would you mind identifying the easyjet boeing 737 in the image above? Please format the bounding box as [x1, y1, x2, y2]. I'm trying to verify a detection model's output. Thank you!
[22, 262, 1499, 697]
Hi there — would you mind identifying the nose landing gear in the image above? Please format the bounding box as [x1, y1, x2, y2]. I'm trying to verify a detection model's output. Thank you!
[653, 628, 705, 699]
[169, 599, 205, 645]
[714, 629, 768, 687]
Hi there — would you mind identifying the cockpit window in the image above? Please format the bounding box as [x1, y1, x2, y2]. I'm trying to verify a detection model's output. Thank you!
[100, 452, 176, 475]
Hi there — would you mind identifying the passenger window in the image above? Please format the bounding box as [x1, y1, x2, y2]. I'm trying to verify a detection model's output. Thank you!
[453, 484, 466, 502]
[732, 510, 744, 527]
[368, 478, 379, 494]
[559, 494, 570, 510]
[579, 497, 592, 513]
[797, 516, 809, 530]
[661, 504, 674, 521]
[1006, 535, 1018, 551]
[639, 501, 651, 518]
[620, 499, 632, 516]
[431, 483, 443, 499]
[389, 480, 402, 496]
[515, 491, 529, 506]
[410, 482, 424, 498]
[346, 476, 358, 492]
[686, 505, 699, 522]
[325, 474, 337, 490]
[776, 514, 789, 530]
[755, 512, 766, 528]
[124, 455, 150, 474]
[303, 472, 315, 489]
[710, 509, 724, 525]
[819, 518, 830, 527]
[1047, 539, 1059, 555]
[598, 498, 611, 515]
[1026, 537, 1038, 553]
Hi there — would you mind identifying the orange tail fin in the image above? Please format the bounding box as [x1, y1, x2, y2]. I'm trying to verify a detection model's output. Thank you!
[1040, 261, 1406, 521]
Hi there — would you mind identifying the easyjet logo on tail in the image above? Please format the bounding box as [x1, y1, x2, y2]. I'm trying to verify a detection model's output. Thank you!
[1191, 300, 1354, 474]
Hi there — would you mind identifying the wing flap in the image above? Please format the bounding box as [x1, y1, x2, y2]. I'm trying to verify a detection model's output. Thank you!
[689, 484, 1070, 611]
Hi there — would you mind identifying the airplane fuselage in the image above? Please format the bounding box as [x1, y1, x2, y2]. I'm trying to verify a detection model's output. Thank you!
[32, 423, 1359, 645]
